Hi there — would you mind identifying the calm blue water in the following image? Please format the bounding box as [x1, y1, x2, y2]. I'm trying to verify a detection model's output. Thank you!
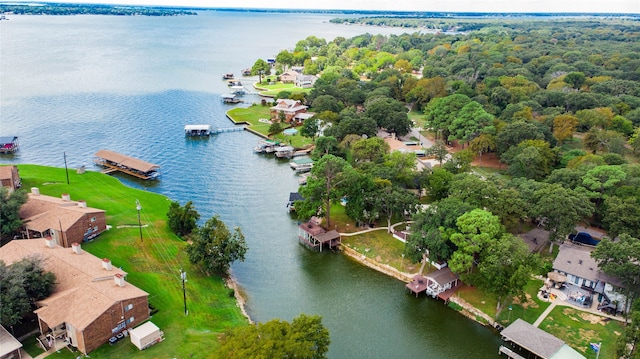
[0, 11, 501, 358]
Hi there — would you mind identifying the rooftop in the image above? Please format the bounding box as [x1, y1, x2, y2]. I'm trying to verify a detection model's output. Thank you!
[0, 239, 148, 330]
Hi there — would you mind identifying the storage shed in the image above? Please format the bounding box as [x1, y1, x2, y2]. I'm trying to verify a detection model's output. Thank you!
[129, 322, 163, 350]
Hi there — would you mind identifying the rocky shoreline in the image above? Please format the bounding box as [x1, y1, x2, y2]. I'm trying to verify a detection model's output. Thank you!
[339, 245, 497, 329]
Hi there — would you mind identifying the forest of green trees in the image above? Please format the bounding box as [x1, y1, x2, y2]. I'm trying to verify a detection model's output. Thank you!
[261, 18, 640, 357]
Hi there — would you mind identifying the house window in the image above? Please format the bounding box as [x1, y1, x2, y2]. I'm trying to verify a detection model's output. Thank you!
[574, 276, 579, 284]
[91, 217, 96, 222]
[112, 322, 126, 333]
[126, 316, 135, 325]
[125, 304, 133, 312]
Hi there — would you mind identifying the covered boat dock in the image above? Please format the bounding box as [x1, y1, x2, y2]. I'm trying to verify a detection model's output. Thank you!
[94, 150, 160, 180]
[184, 124, 212, 136]
[499, 319, 585, 359]
[0, 136, 19, 154]
[298, 217, 341, 252]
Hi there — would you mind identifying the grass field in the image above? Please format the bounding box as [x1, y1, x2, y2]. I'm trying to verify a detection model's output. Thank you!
[226, 105, 313, 148]
[540, 306, 624, 359]
[15, 164, 247, 359]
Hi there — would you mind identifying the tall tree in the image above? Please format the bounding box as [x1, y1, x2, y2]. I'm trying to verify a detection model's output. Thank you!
[478, 234, 539, 312]
[448, 101, 494, 145]
[371, 182, 420, 233]
[298, 155, 348, 228]
[405, 198, 476, 273]
[251, 58, 271, 84]
[167, 200, 200, 238]
[187, 216, 247, 276]
[0, 187, 27, 239]
[214, 314, 330, 359]
[531, 183, 594, 252]
[449, 209, 504, 280]
[0, 257, 55, 327]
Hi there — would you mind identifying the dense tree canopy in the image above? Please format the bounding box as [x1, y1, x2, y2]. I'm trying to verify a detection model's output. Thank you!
[187, 216, 247, 276]
[214, 314, 330, 359]
[0, 188, 27, 239]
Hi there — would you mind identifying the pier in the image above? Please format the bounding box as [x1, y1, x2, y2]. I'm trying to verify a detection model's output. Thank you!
[94, 150, 160, 180]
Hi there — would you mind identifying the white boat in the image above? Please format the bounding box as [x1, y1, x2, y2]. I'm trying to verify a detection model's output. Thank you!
[275, 146, 295, 158]
[254, 139, 281, 153]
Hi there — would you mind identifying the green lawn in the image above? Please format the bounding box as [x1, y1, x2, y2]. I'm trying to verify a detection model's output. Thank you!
[253, 82, 311, 97]
[16, 164, 248, 359]
[227, 105, 313, 148]
[540, 306, 624, 359]
[457, 278, 551, 326]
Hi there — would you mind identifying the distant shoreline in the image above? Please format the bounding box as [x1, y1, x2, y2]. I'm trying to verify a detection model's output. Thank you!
[1, 4, 638, 18]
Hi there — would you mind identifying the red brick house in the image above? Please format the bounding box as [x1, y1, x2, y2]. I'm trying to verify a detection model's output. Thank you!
[270, 99, 309, 124]
[0, 165, 21, 192]
[0, 238, 150, 355]
[20, 188, 107, 247]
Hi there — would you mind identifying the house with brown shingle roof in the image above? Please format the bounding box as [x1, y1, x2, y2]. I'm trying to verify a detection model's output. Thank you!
[270, 99, 309, 124]
[0, 238, 150, 355]
[0, 165, 21, 192]
[20, 187, 106, 247]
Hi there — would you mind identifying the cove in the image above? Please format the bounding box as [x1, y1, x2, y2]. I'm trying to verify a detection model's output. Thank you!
[0, 11, 502, 357]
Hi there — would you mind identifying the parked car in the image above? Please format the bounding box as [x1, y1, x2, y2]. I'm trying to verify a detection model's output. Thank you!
[568, 232, 600, 246]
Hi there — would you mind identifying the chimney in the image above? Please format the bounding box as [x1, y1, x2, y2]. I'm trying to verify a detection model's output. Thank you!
[45, 237, 55, 248]
[77, 200, 87, 208]
[102, 258, 113, 271]
[72, 242, 82, 254]
[31, 187, 40, 195]
[61, 193, 71, 201]
[114, 273, 125, 287]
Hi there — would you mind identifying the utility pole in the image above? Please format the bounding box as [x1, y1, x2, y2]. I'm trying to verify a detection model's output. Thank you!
[180, 269, 188, 315]
[136, 199, 143, 242]
[63, 152, 70, 184]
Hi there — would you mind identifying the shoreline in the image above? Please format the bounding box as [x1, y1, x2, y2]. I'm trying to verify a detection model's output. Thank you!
[225, 275, 255, 325]
[340, 244, 497, 329]
[224, 106, 495, 330]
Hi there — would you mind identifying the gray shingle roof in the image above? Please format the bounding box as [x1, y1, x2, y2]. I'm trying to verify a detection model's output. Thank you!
[501, 319, 564, 358]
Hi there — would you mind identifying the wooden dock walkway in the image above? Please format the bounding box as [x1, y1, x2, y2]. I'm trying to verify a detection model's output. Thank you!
[211, 126, 245, 134]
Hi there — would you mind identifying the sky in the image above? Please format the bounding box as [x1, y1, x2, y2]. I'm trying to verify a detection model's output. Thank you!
[54, 0, 640, 14]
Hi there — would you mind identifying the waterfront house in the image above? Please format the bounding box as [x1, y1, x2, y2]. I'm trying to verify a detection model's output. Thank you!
[0, 165, 21, 192]
[298, 217, 340, 252]
[424, 267, 460, 300]
[279, 70, 298, 83]
[20, 188, 107, 247]
[0, 239, 150, 355]
[270, 99, 308, 124]
[500, 319, 585, 359]
[294, 74, 318, 88]
[552, 243, 626, 312]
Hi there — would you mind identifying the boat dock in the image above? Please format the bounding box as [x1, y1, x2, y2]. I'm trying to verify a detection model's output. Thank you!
[94, 150, 160, 180]
[0, 136, 19, 154]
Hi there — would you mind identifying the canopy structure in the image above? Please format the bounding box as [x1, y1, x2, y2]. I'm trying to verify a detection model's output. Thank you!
[548, 272, 568, 283]
[94, 150, 160, 180]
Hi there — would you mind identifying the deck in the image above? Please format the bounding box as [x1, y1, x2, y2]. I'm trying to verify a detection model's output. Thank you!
[406, 275, 428, 297]
[94, 150, 160, 180]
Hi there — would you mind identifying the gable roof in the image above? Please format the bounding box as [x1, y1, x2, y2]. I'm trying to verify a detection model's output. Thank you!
[501, 319, 565, 358]
[553, 243, 622, 287]
[0, 239, 148, 330]
[94, 150, 160, 173]
[0, 325, 22, 357]
[426, 267, 459, 287]
[20, 193, 105, 232]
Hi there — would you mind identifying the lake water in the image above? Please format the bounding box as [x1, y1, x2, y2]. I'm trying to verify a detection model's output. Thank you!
[0, 11, 501, 358]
